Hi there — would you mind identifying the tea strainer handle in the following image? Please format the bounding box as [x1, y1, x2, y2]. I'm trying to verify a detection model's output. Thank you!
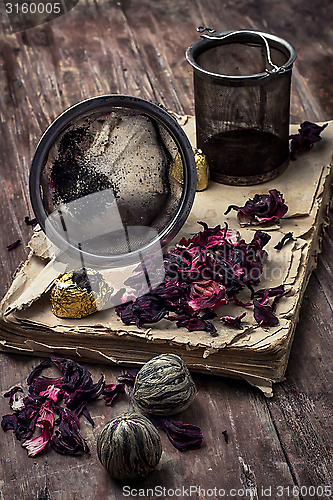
[196, 27, 285, 75]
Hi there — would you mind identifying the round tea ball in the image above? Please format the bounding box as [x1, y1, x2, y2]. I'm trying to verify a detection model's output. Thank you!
[97, 412, 162, 481]
[134, 353, 197, 416]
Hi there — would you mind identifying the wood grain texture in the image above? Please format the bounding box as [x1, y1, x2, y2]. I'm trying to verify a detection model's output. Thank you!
[0, 0, 333, 497]
[267, 274, 333, 489]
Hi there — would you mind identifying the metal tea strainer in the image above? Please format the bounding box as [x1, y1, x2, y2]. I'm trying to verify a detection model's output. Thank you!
[186, 28, 297, 185]
[29, 95, 197, 269]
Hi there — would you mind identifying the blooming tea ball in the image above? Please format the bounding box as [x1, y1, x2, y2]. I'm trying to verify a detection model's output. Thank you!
[134, 353, 197, 416]
[97, 412, 162, 481]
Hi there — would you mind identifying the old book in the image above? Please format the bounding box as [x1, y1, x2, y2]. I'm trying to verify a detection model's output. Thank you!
[0, 121, 332, 397]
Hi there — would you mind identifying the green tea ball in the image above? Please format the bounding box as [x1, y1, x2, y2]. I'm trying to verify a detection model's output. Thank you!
[97, 412, 162, 481]
[134, 353, 197, 416]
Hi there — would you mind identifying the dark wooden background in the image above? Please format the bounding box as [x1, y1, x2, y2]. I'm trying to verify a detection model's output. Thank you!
[1, 0, 333, 498]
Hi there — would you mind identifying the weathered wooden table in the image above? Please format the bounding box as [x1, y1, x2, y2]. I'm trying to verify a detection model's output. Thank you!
[1, 1, 333, 498]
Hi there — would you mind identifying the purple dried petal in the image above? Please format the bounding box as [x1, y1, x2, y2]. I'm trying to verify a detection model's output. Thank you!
[1, 414, 18, 432]
[30, 376, 64, 396]
[253, 298, 279, 327]
[50, 353, 104, 398]
[7, 239, 21, 251]
[22, 401, 54, 457]
[237, 210, 256, 226]
[116, 294, 167, 327]
[4, 386, 24, 410]
[4, 386, 22, 400]
[64, 374, 105, 411]
[114, 223, 271, 337]
[221, 312, 246, 329]
[24, 216, 38, 226]
[188, 280, 228, 312]
[254, 285, 285, 298]
[274, 232, 293, 251]
[153, 417, 203, 451]
[48, 354, 105, 425]
[102, 383, 125, 406]
[27, 359, 52, 386]
[290, 121, 328, 159]
[51, 407, 89, 455]
[225, 190, 288, 226]
[169, 316, 218, 336]
[39, 385, 62, 403]
[224, 205, 240, 216]
[118, 369, 139, 385]
[271, 290, 293, 312]
[4, 396, 43, 441]
[200, 310, 218, 320]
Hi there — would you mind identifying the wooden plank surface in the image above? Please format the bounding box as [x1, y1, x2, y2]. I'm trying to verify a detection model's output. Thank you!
[1, 0, 333, 498]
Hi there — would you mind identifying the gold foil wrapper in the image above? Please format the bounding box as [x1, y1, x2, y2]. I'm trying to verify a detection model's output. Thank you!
[50, 268, 113, 319]
[171, 148, 210, 191]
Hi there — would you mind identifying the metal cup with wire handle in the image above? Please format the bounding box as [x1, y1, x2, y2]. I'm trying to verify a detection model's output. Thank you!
[186, 28, 297, 185]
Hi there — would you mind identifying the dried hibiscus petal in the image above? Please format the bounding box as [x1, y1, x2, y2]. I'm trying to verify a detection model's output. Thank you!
[102, 383, 125, 406]
[49, 354, 105, 415]
[4, 386, 25, 411]
[116, 294, 167, 328]
[115, 223, 271, 336]
[254, 285, 285, 298]
[188, 280, 228, 312]
[7, 239, 21, 251]
[27, 359, 52, 385]
[221, 312, 246, 329]
[153, 417, 203, 451]
[253, 292, 279, 328]
[64, 374, 105, 414]
[1, 354, 119, 457]
[274, 232, 293, 251]
[39, 384, 62, 403]
[24, 216, 38, 226]
[118, 369, 139, 385]
[7, 396, 43, 441]
[225, 190, 288, 226]
[289, 121, 328, 160]
[169, 315, 218, 337]
[1, 414, 18, 432]
[29, 376, 64, 397]
[22, 400, 54, 457]
[51, 407, 89, 455]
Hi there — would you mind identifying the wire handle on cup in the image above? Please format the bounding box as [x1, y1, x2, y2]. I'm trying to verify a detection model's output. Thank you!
[196, 27, 286, 75]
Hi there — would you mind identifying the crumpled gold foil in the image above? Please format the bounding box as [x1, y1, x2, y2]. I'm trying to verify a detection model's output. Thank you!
[171, 148, 210, 191]
[50, 268, 113, 319]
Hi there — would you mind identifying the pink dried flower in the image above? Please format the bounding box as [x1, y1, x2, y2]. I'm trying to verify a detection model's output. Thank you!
[22, 401, 54, 457]
[39, 384, 62, 403]
[220, 312, 246, 329]
[225, 190, 288, 227]
[188, 280, 228, 312]
[4, 386, 25, 411]
[116, 223, 271, 336]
